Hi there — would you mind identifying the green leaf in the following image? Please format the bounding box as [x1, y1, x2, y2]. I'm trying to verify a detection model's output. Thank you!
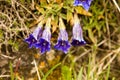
[9, 62, 14, 80]
[62, 66, 72, 80]
[77, 67, 83, 80]
[106, 65, 110, 80]
[51, 16, 58, 33]
[0, 30, 3, 39]
[88, 29, 96, 43]
[75, 6, 92, 16]
[36, 5, 45, 14]
[60, 13, 67, 20]
[40, 0, 47, 5]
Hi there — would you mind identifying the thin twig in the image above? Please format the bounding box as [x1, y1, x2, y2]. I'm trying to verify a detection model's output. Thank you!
[0, 75, 10, 78]
[0, 54, 14, 59]
[113, 0, 120, 13]
[14, 0, 37, 20]
[33, 59, 41, 80]
[97, 47, 120, 75]
[104, 0, 111, 49]
[74, 49, 91, 62]
[103, 53, 117, 69]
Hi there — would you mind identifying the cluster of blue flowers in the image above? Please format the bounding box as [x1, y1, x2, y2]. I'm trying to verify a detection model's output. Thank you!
[25, 0, 92, 54]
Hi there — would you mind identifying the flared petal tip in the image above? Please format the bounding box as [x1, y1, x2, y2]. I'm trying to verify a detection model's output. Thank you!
[34, 38, 50, 54]
[54, 40, 70, 53]
[73, 2, 82, 6]
[25, 34, 37, 48]
[71, 39, 86, 46]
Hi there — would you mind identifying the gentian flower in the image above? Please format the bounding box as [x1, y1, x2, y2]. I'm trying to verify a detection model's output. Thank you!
[54, 18, 70, 53]
[35, 18, 51, 54]
[73, 0, 93, 11]
[25, 22, 43, 48]
[71, 14, 86, 46]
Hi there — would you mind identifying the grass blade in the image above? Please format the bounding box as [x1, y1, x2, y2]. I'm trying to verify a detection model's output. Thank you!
[42, 62, 61, 80]
[9, 62, 14, 80]
[77, 67, 83, 80]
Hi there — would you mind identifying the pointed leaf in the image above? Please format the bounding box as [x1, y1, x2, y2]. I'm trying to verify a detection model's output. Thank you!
[75, 7, 92, 16]
[36, 5, 45, 14]
[40, 0, 47, 5]
[51, 16, 58, 33]
[62, 66, 72, 80]
[88, 29, 96, 43]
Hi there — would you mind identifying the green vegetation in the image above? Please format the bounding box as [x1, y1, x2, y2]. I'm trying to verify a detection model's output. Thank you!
[0, 0, 120, 80]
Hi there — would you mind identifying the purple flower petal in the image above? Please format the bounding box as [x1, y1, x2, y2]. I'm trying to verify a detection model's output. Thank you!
[35, 38, 50, 54]
[25, 34, 37, 48]
[71, 39, 86, 46]
[54, 29, 70, 53]
[54, 40, 70, 53]
[73, 0, 93, 11]
[41, 27, 51, 42]
[34, 23, 51, 54]
[71, 15, 86, 46]
[32, 25, 43, 40]
[25, 24, 43, 48]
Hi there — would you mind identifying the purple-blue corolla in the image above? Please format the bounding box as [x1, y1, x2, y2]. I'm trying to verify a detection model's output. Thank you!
[71, 14, 86, 46]
[54, 18, 70, 53]
[35, 18, 51, 54]
[74, 0, 93, 11]
[25, 23, 43, 48]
